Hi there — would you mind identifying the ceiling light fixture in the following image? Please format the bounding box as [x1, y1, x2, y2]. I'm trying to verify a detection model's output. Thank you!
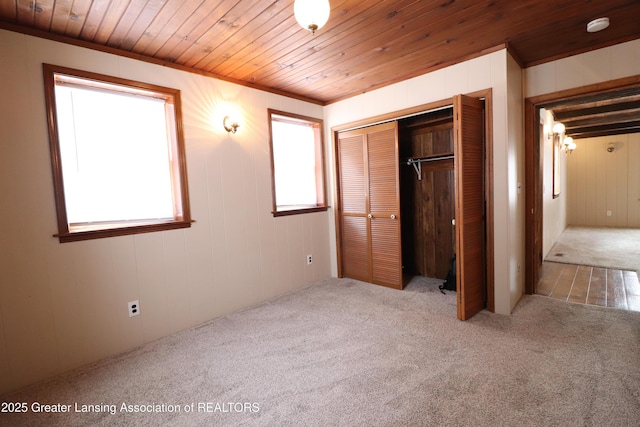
[294, 0, 331, 35]
[587, 17, 609, 33]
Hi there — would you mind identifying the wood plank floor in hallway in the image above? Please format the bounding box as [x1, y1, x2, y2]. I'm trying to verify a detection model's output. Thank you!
[537, 261, 640, 312]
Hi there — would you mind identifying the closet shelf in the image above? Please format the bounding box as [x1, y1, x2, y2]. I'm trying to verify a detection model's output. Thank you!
[405, 153, 454, 180]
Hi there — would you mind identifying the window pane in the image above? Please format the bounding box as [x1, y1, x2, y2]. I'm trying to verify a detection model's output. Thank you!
[55, 84, 174, 224]
[267, 109, 327, 216]
[272, 120, 317, 207]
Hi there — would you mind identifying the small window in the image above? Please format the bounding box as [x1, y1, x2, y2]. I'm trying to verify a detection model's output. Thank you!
[43, 64, 192, 242]
[268, 109, 328, 216]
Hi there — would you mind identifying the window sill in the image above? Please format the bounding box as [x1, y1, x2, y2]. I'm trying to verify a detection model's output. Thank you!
[272, 206, 329, 217]
[55, 220, 193, 243]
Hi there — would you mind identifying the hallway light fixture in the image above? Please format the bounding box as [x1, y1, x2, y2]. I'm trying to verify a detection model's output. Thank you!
[294, 0, 331, 34]
[562, 136, 576, 153]
[548, 122, 565, 140]
[548, 121, 576, 153]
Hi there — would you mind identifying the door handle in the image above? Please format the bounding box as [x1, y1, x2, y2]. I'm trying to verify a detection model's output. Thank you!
[367, 213, 373, 219]
[390, 214, 396, 220]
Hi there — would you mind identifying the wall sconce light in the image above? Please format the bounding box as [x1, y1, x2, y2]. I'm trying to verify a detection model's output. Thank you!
[607, 142, 616, 153]
[563, 136, 577, 153]
[294, 0, 331, 34]
[548, 122, 565, 139]
[223, 116, 239, 134]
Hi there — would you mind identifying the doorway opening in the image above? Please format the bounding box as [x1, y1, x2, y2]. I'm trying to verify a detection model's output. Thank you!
[525, 75, 640, 305]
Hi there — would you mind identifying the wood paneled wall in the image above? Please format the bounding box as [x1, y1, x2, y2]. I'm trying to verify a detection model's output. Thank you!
[567, 133, 640, 227]
[400, 112, 455, 279]
[0, 30, 331, 395]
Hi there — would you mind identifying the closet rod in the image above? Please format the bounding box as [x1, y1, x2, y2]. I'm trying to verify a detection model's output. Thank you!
[405, 155, 454, 180]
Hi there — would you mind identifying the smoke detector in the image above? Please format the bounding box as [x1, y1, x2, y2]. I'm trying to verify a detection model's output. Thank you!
[587, 17, 609, 33]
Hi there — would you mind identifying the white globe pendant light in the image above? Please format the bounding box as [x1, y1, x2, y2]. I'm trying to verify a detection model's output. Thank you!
[294, 0, 331, 34]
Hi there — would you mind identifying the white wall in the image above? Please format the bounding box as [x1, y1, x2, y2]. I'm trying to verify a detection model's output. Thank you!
[0, 29, 331, 395]
[541, 109, 568, 257]
[506, 53, 525, 311]
[525, 39, 640, 97]
[324, 49, 525, 315]
[567, 133, 640, 227]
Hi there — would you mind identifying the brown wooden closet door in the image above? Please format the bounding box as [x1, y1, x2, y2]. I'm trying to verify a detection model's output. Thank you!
[454, 94, 486, 320]
[338, 131, 370, 281]
[337, 122, 402, 289]
[367, 122, 402, 288]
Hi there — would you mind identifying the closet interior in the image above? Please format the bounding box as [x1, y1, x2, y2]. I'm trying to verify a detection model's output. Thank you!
[399, 107, 455, 282]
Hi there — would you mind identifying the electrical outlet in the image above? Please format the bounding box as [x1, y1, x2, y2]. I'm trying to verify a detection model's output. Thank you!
[306, 254, 313, 265]
[607, 210, 612, 217]
[128, 300, 140, 317]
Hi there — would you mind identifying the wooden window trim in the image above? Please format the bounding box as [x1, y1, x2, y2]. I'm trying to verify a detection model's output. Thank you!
[43, 63, 192, 242]
[268, 109, 328, 217]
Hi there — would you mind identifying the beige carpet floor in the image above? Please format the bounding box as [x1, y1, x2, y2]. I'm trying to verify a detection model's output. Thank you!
[1, 276, 639, 426]
[545, 226, 640, 272]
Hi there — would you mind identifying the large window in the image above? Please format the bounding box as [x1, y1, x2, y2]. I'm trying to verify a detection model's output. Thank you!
[43, 64, 191, 242]
[268, 109, 327, 216]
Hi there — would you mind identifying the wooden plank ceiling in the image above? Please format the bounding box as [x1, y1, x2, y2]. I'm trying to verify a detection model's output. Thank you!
[547, 88, 640, 139]
[1, 0, 640, 107]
